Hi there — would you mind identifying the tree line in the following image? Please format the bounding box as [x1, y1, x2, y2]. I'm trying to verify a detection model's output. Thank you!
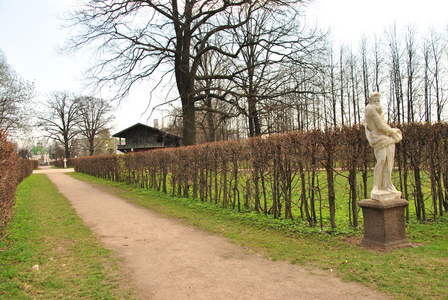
[37, 92, 116, 159]
[165, 24, 448, 143]
[66, 0, 327, 145]
[66, 1, 448, 145]
[0, 50, 115, 158]
[4, 1, 448, 157]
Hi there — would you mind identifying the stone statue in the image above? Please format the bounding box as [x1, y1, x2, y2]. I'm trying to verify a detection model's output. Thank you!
[364, 92, 402, 201]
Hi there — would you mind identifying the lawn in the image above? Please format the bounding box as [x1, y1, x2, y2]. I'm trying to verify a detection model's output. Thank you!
[2, 171, 447, 299]
[70, 171, 448, 299]
[0, 174, 137, 299]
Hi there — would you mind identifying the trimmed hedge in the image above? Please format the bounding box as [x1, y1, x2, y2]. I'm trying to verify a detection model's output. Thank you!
[53, 158, 75, 168]
[0, 130, 35, 238]
[72, 123, 448, 228]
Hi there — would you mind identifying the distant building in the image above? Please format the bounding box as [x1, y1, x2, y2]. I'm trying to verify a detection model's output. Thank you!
[30, 143, 50, 165]
[113, 123, 182, 153]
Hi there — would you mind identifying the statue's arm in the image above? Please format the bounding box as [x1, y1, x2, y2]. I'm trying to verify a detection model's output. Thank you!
[374, 115, 401, 140]
[366, 108, 396, 136]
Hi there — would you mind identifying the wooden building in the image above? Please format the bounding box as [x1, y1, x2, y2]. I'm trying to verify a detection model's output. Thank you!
[113, 123, 182, 153]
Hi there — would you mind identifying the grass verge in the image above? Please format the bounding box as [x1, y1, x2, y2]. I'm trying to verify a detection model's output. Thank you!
[0, 174, 137, 299]
[70, 172, 448, 299]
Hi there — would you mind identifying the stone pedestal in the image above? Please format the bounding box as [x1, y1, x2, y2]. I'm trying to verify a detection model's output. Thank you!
[358, 199, 411, 250]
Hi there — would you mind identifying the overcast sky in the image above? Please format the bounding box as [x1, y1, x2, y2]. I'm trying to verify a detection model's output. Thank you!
[306, 0, 447, 45]
[0, 0, 447, 133]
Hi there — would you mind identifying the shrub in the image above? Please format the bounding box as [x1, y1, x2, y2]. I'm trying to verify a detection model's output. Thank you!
[71, 123, 448, 228]
[0, 130, 35, 238]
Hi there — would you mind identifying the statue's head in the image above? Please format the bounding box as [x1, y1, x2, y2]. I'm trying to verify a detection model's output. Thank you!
[369, 92, 381, 103]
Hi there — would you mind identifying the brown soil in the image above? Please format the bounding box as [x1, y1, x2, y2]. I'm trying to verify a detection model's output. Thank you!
[35, 166, 390, 299]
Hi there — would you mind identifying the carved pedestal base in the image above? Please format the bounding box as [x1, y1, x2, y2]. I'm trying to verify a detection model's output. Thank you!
[371, 190, 401, 201]
[358, 199, 411, 250]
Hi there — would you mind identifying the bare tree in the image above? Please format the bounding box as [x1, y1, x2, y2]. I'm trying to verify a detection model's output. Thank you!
[196, 50, 221, 142]
[0, 52, 34, 133]
[77, 96, 115, 155]
[346, 48, 361, 125]
[422, 38, 432, 122]
[327, 47, 338, 127]
[194, 45, 240, 142]
[38, 92, 81, 158]
[229, 8, 327, 136]
[360, 37, 370, 107]
[427, 28, 446, 122]
[77, 129, 116, 156]
[66, 0, 308, 145]
[404, 26, 419, 123]
[338, 45, 346, 126]
[387, 24, 405, 124]
[372, 35, 384, 93]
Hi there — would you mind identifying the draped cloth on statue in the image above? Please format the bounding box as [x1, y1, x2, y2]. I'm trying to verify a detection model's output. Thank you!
[365, 126, 402, 151]
[366, 126, 402, 201]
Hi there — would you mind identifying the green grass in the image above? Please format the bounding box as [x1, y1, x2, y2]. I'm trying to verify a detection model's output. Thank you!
[0, 174, 137, 299]
[70, 172, 448, 299]
[124, 168, 420, 233]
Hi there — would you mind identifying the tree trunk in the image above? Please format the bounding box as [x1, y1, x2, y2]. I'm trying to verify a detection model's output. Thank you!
[349, 167, 358, 227]
[89, 137, 95, 156]
[181, 95, 196, 146]
[325, 152, 337, 229]
[248, 96, 261, 137]
[64, 134, 71, 159]
[414, 166, 426, 221]
[299, 161, 314, 227]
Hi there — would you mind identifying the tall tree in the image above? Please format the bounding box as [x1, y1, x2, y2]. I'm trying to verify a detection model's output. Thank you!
[230, 8, 327, 136]
[387, 25, 404, 124]
[338, 45, 346, 126]
[422, 38, 432, 122]
[77, 96, 115, 155]
[78, 129, 116, 156]
[39, 92, 81, 158]
[0, 52, 34, 133]
[427, 28, 446, 122]
[194, 45, 239, 142]
[347, 48, 361, 124]
[359, 37, 370, 107]
[404, 26, 418, 123]
[327, 47, 338, 127]
[67, 0, 307, 145]
[372, 35, 383, 93]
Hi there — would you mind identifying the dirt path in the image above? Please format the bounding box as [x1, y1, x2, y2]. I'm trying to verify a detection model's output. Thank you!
[35, 167, 390, 299]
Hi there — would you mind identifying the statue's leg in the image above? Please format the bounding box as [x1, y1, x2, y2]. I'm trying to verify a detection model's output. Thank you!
[383, 144, 397, 191]
[373, 147, 387, 191]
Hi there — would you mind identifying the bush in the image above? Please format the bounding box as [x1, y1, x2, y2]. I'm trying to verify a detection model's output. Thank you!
[53, 158, 75, 168]
[71, 123, 448, 229]
[0, 130, 35, 238]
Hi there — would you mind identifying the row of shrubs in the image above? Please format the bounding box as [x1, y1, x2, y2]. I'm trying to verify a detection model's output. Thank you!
[0, 130, 36, 238]
[53, 158, 76, 168]
[70, 123, 448, 229]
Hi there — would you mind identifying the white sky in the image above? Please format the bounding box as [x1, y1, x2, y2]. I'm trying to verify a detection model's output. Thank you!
[0, 0, 447, 135]
[305, 0, 447, 45]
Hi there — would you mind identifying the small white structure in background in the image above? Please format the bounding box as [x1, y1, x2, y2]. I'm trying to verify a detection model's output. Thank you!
[30, 143, 50, 165]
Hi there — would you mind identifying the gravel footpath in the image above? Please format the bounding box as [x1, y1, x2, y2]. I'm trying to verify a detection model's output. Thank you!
[35, 167, 390, 300]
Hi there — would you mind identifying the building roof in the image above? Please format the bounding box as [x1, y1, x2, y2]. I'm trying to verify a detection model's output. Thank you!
[30, 145, 48, 155]
[112, 123, 182, 140]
